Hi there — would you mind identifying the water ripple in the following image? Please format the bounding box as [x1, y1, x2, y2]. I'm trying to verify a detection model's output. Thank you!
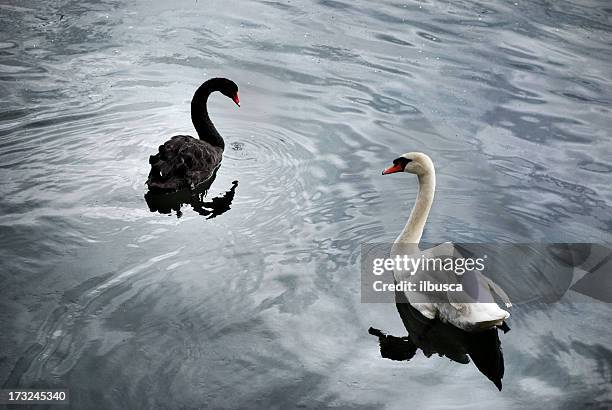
[1, 0, 611, 407]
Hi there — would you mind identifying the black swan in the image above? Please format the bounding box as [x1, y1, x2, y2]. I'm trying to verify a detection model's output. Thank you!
[146, 78, 239, 192]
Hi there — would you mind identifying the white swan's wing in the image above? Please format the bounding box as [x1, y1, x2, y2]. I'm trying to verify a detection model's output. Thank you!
[445, 246, 511, 330]
[479, 272, 513, 308]
[392, 242, 511, 331]
[438, 302, 509, 331]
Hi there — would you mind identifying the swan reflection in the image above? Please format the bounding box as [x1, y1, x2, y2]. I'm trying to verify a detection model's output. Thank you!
[145, 178, 238, 219]
[369, 292, 509, 391]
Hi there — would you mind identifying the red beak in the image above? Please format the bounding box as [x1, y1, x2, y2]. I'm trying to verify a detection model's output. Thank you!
[232, 92, 240, 107]
[382, 164, 404, 175]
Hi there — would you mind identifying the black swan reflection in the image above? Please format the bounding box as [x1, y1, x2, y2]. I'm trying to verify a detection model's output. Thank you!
[146, 78, 239, 193]
[145, 178, 238, 219]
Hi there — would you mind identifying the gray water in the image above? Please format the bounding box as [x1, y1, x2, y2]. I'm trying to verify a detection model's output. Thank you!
[1, 0, 611, 408]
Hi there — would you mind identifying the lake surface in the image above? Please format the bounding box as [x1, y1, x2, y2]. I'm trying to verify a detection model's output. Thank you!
[1, 0, 611, 408]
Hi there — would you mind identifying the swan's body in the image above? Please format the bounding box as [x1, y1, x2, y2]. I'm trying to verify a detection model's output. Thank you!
[146, 78, 239, 193]
[392, 242, 511, 332]
[383, 152, 510, 332]
[147, 135, 223, 192]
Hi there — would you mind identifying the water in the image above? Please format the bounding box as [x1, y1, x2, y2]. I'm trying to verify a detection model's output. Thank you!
[1, 0, 611, 408]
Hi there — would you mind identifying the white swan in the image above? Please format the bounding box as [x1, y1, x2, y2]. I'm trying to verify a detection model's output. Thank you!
[382, 152, 511, 332]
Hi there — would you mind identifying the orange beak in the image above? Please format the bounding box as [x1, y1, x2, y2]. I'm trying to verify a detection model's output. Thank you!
[382, 164, 404, 175]
[232, 92, 240, 107]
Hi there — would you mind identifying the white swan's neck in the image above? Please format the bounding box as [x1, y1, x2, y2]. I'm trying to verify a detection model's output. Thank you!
[395, 170, 436, 244]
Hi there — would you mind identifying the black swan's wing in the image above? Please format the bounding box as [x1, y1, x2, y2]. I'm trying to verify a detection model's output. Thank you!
[147, 135, 222, 192]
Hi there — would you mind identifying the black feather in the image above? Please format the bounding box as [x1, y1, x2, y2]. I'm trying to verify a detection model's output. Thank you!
[146, 135, 222, 192]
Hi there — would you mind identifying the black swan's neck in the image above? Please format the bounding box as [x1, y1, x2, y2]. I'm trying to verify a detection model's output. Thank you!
[191, 82, 224, 148]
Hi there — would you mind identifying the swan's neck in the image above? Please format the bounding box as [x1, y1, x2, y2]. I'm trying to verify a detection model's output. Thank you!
[396, 171, 435, 244]
[191, 83, 225, 148]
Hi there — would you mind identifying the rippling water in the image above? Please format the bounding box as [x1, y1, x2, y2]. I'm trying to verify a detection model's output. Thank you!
[1, 0, 611, 408]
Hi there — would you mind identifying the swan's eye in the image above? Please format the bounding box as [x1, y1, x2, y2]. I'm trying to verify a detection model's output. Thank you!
[393, 157, 411, 167]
